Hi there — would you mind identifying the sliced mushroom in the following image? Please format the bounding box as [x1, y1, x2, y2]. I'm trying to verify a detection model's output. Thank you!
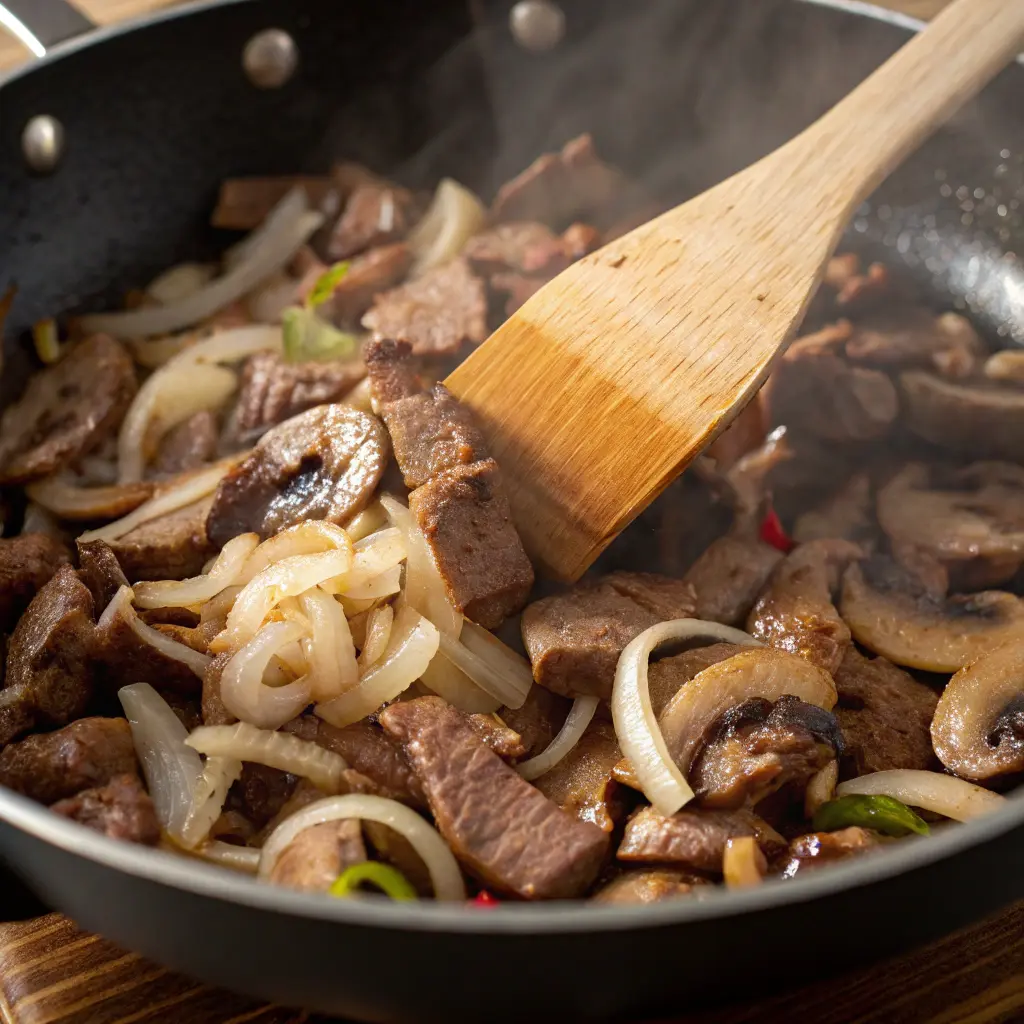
[792, 473, 875, 547]
[746, 539, 863, 674]
[839, 556, 1024, 673]
[0, 335, 137, 485]
[206, 404, 389, 546]
[900, 371, 1024, 462]
[877, 462, 1024, 588]
[931, 641, 1024, 781]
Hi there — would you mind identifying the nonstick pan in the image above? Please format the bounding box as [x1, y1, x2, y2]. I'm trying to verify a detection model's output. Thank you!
[0, 1, 1022, 1021]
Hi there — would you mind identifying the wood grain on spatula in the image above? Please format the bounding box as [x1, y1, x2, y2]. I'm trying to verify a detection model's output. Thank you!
[446, 0, 1024, 582]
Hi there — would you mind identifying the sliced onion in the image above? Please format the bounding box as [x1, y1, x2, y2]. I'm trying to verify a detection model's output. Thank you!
[836, 770, 1005, 822]
[219, 621, 313, 729]
[178, 756, 243, 849]
[358, 603, 394, 669]
[723, 836, 766, 889]
[316, 607, 439, 728]
[380, 495, 461, 637]
[459, 621, 534, 701]
[321, 527, 407, 597]
[300, 587, 358, 702]
[805, 760, 839, 818]
[81, 190, 323, 338]
[343, 565, 402, 601]
[419, 656, 501, 714]
[134, 534, 259, 610]
[259, 794, 465, 900]
[187, 721, 347, 792]
[25, 476, 154, 522]
[118, 683, 202, 843]
[147, 262, 217, 305]
[345, 502, 387, 543]
[101, 586, 212, 679]
[188, 840, 260, 874]
[201, 586, 242, 626]
[128, 334, 192, 370]
[518, 696, 599, 781]
[79, 459, 241, 544]
[407, 178, 487, 277]
[612, 619, 765, 817]
[239, 521, 355, 585]
[436, 630, 531, 709]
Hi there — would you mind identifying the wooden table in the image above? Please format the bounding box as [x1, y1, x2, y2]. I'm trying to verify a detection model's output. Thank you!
[2, 0, 1019, 1022]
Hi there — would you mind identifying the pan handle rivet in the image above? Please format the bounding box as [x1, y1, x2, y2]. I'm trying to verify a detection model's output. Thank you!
[22, 115, 65, 175]
[510, 0, 565, 52]
[243, 28, 299, 89]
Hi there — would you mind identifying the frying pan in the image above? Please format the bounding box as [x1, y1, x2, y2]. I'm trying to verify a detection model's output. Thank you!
[0, 1, 1021, 1020]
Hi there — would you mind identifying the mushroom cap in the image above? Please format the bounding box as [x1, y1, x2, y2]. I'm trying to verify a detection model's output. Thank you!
[931, 641, 1024, 781]
[839, 556, 1024, 673]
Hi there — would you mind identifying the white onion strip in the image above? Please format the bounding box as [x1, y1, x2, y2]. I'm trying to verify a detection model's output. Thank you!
[179, 756, 243, 849]
[419, 656, 501, 714]
[25, 476, 154, 521]
[837, 770, 1005, 822]
[358, 603, 394, 670]
[321, 528, 407, 596]
[187, 721, 348, 792]
[612, 619, 763, 817]
[518, 696, 599, 781]
[189, 841, 261, 874]
[459, 621, 534, 701]
[300, 587, 358, 702]
[79, 459, 241, 544]
[238, 521, 354, 585]
[316, 607, 439, 728]
[119, 683, 203, 844]
[81, 190, 323, 338]
[134, 533, 259, 610]
[259, 794, 466, 901]
[436, 630, 531, 709]
[345, 503, 388, 543]
[342, 565, 402, 601]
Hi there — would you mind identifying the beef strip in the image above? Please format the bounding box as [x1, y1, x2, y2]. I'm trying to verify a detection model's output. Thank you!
[232, 352, 366, 440]
[227, 764, 297, 830]
[269, 819, 367, 892]
[154, 411, 219, 475]
[0, 564, 94, 747]
[109, 496, 215, 582]
[410, 459, 534, 629]
[380, 696, 608, 899]
[683, 535, 783, 627]
[211, 176, 332, 230]
[464, 222, 574, 277]
[833, 648, 939, 778]
[0, 534, 71, 633]
[497, 685, 570, 759]
[468, 714, 526, 760]
[76, 539, 129, 613]
[51, 773, 160, 845]
[327, 182, 416, 259]
[202, 653, 237, 726]
[617, 806, 785, 873]
[0, 335, 137, 485]
[521, 573, 697, 699]
[593, 867, 709, 904]
[362, 258, 487, 356]
[365, 337, 422, 406]
[533, 719, 626, 831]
[0, 717, 136, 804]
[747, 538, 863, 674]
[647, 643, 744, 718]
[690, 695, 842, 810]
[207, 405, 388, 546]
[316, 243, 413, 327]
[489, 272, 546, 318]
[777, 826, 879, 878]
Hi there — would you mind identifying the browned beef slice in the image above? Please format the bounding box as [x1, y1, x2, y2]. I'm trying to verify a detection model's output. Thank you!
[409, 459, 534, 629]
[109, 496, 215, 582]
[691, 695, 841, 810]
[362, 258, 487, 356]
[76, 539, 130, 614]
[233, 352, 366, 440]
[0, 335, 137, 485]
[468, 714, 526, 760]
[327, 183, 416, 260]
[497, 685, 570, 759]
[212, 176, 332, 231]
[365, 338, 422, 406]
[647, 643, 744, 718]
[833, 648, 938, 778]
[210, 810, 257, 844]
[618, 806, 785, 873]
[154, 411, 219, 475]
[683, 535, 783, 626]
[0, 534, 71, 633]
[491, 133, 627, 229]
[0, 717, 136, 804]
[318, 243, 413, 326]
[593, 868, 708, 904]
[521, 573, 697, 700]
[534, 719, 626, 831]
[0, 564, 94, 746]
[202, 652, 237, 726]
[52, 773, 160, 845]
[227, 763, 297, 830]
[270, 818, 367, 892]
[778, 826, 878, 878]
[207, 406, 388, 547]
[283, 715, 426, 807]
[379, 383, 488, 489]
[380, 696, 608, 899]
[464, 222, 572, 277]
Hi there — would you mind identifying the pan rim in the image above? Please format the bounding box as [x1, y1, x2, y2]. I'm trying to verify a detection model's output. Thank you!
[1, 0, 1023, 935]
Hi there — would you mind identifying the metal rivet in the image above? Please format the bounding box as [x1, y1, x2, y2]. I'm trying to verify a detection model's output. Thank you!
[510, 0, 565, 52]
[243, 28, 298, 89]
[22, 115, 65, 175]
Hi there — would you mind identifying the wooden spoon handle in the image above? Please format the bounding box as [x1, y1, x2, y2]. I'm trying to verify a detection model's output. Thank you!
[789, 0, 1024, 216]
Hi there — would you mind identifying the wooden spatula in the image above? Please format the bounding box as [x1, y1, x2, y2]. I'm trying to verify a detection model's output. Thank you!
[446, 0, 1024, 581]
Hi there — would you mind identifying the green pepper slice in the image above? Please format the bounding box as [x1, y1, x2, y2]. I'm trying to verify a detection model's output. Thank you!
[812, 794, 930, 838]
[330, 862, 419, 901]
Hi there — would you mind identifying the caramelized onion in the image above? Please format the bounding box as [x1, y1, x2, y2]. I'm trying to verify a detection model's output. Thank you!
[134, 533, 259, 610]
[178, 756, 243, 849]
[435, 630, 531, 709]
[837, 770, 1005, 821]
[358, 603, 394, 669]
[723, 836, 766, 889]
[805, 760, 839, 818]
[238, 521, 354, 584]
[299, 587, 359, 702]
[407, 179, 487, 276]
[518, 696, 599, 781]
[25, 476, 154, 522]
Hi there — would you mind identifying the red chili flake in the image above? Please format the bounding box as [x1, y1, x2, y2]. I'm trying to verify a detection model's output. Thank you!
[760, 506, 794, 553]
[471, 890, 500, 907]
